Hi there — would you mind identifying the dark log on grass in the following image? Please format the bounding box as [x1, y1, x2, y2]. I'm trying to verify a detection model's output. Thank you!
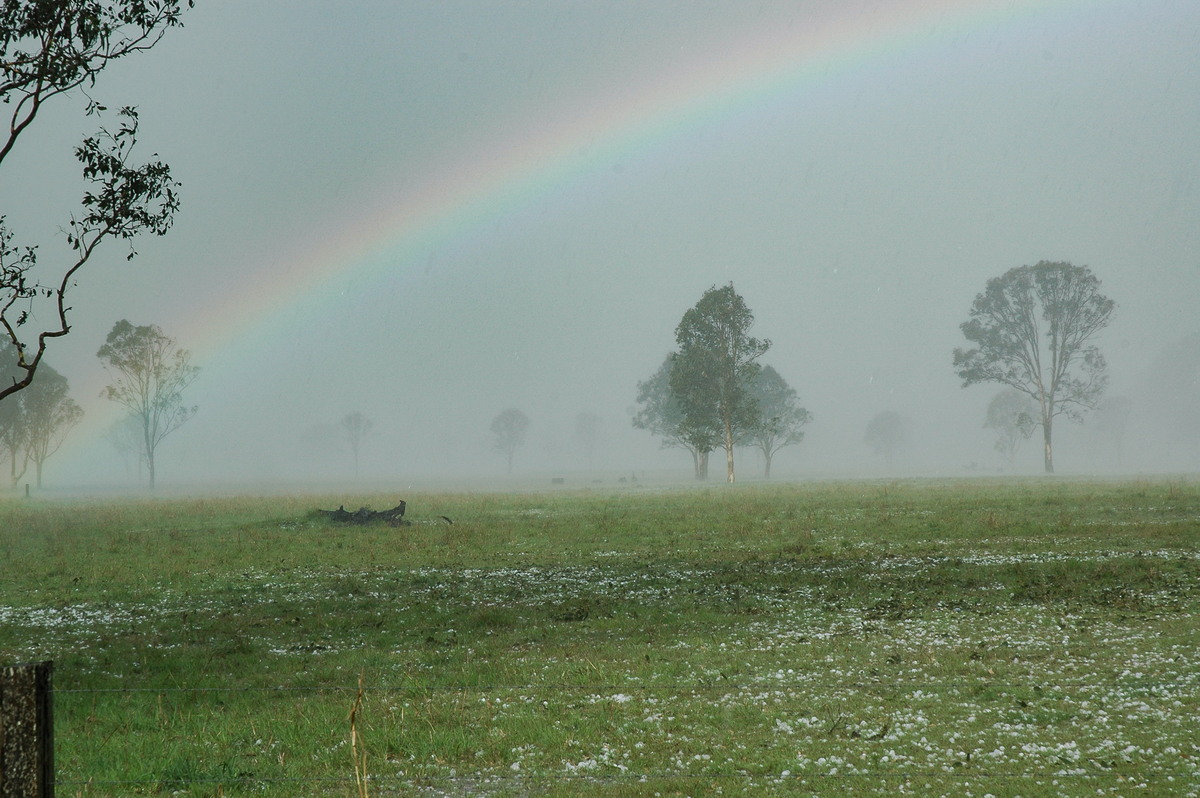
[316, 501, 408, 526]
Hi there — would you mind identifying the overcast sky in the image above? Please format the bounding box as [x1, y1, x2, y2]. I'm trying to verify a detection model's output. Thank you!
[4, 0, 1199, 490]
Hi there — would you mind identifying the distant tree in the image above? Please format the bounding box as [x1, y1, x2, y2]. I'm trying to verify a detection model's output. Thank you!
[865, 410, 909, 467]
[632, 354, 718, 480]
[491, 408, 530, 474]
[97, 320, 198, 489]
[954, 261, 1115, 473]
[985, 389, 1038, 471]
[341, 411, 374, 478]
[672, 283, 769, 483]
[737, 365, 811, 479]
[19, 363, 84, 489]
[1092, 395, 1133, 469]
[0, 1, 191, 403]
[574, 411, 602, 469]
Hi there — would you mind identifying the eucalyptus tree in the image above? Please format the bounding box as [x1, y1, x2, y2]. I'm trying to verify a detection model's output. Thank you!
[490, 408, 530, 474]
[672, 283, 769, 483]
[954, 262, 1115, 473]
[632, 354, 719, 480]
[737, 365, 811, 479]
[0, 1, 191, 403]
[19, 363, 84, 489]
[97, 320, 198, 489]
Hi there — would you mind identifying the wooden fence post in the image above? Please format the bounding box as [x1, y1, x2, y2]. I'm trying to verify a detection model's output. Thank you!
[1, 661, 54, 798]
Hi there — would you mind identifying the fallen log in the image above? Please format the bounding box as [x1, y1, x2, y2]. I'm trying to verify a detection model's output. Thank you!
[316, 501, 409, 526]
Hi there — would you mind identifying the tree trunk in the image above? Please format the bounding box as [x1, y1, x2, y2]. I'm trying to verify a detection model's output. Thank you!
[724, 417, 735, 483]
[1042, 415, 1054, 474]
[763, 452, 772, 480]
[694, 450, 709, 481]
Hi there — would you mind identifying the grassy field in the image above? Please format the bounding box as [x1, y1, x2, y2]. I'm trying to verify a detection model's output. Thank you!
[1, 478, 1198, 796]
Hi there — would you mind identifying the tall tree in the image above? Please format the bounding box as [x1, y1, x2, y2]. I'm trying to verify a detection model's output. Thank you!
[0, 2, 190, 403]
[954, 261, 1115, 473]
[490, 408, 530, 474]
[19, 363, 84, 489]
[97, 320, 198, 489]
[341, 411, 373, 478]
[673, 283, 769, 483]
[984, 388, 1038, 471]
[737, 365, 811, 479]
[865, 410, 909, 467]
[632, 354, 718, 480]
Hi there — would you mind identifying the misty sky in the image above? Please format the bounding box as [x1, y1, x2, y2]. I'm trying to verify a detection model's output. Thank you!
[4, 0, 1199, 489]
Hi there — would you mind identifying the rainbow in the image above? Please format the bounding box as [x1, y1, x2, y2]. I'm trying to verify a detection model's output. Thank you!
[176, 0, 1101, 362]
[59, 0, 1108, 477]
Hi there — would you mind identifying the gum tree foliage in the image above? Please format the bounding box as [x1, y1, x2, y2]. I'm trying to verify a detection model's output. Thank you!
[985, 388, 1038, 471]
[17, 361, 83, 488]
[632, 353, 719, 480]
[672, 283, 769, 483]
[341, 410, 373, 478]
[736, 365, 811, 479]
[490, 407, 529, 475]
[865, 410, 909, 468]
[633, 354, 717, 480]
[97, 319, 197, 489]
[0, 1, 191, 403]
[0, 342, 82, 488]
[954, 262, 1115, 474]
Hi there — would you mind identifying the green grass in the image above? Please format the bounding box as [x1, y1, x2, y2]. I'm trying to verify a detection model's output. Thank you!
[1, 478, 1198, 796]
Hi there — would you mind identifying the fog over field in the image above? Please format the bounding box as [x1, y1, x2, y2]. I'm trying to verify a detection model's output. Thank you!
[2, 0, 1198, 491]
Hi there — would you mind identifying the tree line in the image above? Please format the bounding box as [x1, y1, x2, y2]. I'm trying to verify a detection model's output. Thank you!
[635, 264, 1116, 479]
[1, 319, 199, 491]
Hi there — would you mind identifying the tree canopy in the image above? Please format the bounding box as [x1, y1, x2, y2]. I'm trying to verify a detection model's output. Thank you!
[672, 283, 769, 483]
[737, 365, 811, 479]
[0, 343, 82, 489]
[632, 353, 719, 480]
[954, 261, 1115, 473]
[0, 1, 190, 403]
